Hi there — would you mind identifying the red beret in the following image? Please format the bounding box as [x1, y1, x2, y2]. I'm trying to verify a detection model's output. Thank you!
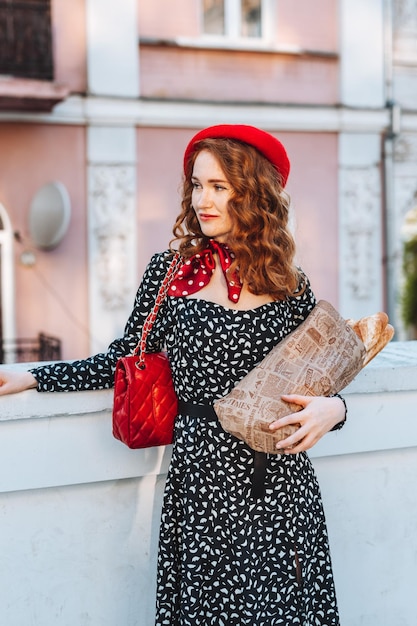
[183, 124, 290, 187]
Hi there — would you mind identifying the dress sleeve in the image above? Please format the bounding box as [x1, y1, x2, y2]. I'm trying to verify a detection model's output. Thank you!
[287, 269, 317, 331]
[289, 270, 348, 430]
[29, 251, 174, 392]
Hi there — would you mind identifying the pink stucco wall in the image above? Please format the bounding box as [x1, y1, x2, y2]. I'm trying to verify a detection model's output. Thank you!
[0, 0, 341, 364]
[138, 0, 338, 53]
[137, 0, 339, 105]
[283, 132, 339, 304]
[136, 128, 185, 272]
[0, 125, 338, 362]
[138, 0, 200, 39]
[135, 127, 339, 305]
[277, 0, 338, 52]
[51, 0, 87, 93]
[139, 46, 338, 105]
[0, 124, 89, 360]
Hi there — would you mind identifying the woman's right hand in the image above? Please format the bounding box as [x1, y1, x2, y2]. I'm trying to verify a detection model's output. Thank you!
[0, 370, 38, 396]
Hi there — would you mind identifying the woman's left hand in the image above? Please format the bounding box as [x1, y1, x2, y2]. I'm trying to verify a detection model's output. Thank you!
[268, 394, 346, 454]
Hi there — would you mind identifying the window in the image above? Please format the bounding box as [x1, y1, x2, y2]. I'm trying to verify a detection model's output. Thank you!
[203, 0, 265, 40]
[241, 0, 262, 37]
[203, 0, 225, 35]
[0, 0, 53, 80]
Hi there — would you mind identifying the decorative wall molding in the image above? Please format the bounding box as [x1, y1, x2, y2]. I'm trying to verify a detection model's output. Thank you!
[393, 134, 417, 267]
[394, 0, 417, 31]
[0, 96, 397, 132]
[88, 165, 136, 311]
[339, 166, 383, 315]
[86, 122, 138, 354]
[381, 130, 417, 338]
[393, 0, 417, 63]
[394, 132, 417, 164]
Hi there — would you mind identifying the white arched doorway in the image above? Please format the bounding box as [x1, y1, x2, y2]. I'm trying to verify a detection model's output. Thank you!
[0, 203, 16, 363]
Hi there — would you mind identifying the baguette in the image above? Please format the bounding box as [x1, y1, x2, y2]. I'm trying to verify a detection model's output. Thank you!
[346, 312, 394, 366]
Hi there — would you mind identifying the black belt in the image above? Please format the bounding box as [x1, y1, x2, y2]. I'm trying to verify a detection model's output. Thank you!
[178, 400, 217, 419]
[178, 400, 267, 499]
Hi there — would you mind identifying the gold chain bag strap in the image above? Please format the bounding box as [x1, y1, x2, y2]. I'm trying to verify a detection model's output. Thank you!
[112, 253, 182, 448]
[214, 300, 394, 454]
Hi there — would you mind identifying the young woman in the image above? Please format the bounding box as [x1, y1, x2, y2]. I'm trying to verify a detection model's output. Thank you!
[0, 125, 346, 625]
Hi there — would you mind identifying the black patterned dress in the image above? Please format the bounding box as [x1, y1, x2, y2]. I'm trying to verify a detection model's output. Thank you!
[31, 251, 341, 626]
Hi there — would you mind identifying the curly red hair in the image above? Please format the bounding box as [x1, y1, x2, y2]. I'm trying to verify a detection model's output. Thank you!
[171, 137, 303, 300]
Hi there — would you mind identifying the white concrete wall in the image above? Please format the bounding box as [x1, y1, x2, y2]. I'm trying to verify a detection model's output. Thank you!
[1, 342, 417, 625]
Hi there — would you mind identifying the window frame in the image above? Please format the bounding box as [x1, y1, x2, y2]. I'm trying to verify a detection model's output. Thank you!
[201, 0, 275, 47]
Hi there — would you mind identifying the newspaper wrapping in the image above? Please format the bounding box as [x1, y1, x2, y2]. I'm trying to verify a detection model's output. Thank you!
[214, 300, 366, 454]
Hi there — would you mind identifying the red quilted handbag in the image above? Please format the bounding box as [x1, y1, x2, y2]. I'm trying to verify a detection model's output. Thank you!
[112, 253, 181, 448]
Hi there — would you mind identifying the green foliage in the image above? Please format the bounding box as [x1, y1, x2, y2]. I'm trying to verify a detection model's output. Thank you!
[401, 237, 417, 328]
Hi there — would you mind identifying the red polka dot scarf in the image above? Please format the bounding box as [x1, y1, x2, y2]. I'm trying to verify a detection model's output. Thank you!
[168, 239, 243, 303]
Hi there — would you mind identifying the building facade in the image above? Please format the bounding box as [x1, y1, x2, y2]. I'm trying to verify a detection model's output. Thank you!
[0, 0, 416, 361]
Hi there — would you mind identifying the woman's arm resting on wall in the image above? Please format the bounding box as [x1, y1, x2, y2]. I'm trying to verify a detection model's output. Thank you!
[0, 370, 38, 395]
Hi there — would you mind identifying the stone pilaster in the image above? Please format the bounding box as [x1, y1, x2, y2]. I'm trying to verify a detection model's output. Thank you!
[339, 0, 385, 107]
[338, 134, 384, 318]
[392, 0, 417, 337]
[84, 0, 139, 352]
[86, 0, 139, 98]
[87, 127, 137, 353]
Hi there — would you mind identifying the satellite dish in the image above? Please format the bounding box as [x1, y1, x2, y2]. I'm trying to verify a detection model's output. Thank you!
[29, 181, 71, 250]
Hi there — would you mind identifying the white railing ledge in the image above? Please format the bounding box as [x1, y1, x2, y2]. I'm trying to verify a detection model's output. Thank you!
[1, 341, 416, 422]
[0, 346, 416, 626]
[0, 384, 113, 422]
[0, 340, 416, 492]
[0, 361, 113, 421]
[345, 340, 417, 394]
